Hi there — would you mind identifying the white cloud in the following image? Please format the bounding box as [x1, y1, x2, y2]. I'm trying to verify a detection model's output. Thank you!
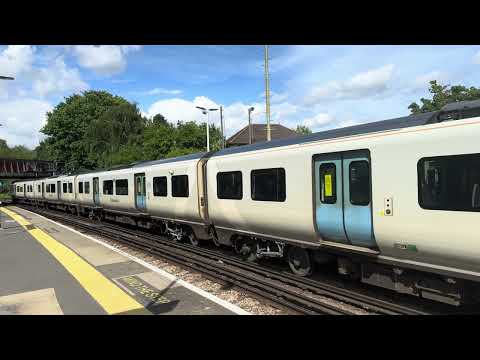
[0, 45, 35, 77]
[303, 113, 334, 129]
[32, 56, 88, 98]
[474, 50, 480, 64]
[304, 64, 395, 105]
[145, 96, 303, 138]
[413, 70, 447, 89]
[69, 45, 141, 76]
[0, 99, 52, 148]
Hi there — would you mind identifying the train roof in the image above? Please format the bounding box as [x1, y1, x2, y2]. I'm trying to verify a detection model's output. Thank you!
[211, 111, 436, 157]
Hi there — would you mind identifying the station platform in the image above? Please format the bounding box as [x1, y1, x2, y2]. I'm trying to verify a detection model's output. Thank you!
[0, 206, 248, 315]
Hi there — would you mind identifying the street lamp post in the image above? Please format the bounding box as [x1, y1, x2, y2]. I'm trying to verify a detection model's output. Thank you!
[0, 76, 14, 127]
[196, 106, 218, 152]
[248, 107, 254, 144]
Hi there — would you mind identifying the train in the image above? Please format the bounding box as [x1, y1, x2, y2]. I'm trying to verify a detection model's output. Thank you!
[11, 99, 480, 306]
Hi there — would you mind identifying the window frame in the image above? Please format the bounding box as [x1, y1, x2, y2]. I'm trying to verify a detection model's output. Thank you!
[84, 181, 90, 194]
[418, 153, 480, 212]
[216, 171, 243, 200]
[153, 176, 168, 197]
[349, 160, 371, 206]
[250, 167, 286, 202]
[171, 175, 189, 198]
[103, 180, 114, 195]
[319, 163, 337, 204]
[115, 179, 129, 196]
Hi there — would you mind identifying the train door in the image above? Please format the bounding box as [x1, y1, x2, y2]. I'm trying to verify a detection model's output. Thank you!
[93, 177, 100, 205]
[57, 181, 61, 200]
[314, 150, 376, 248]
[135, 173, 146, 211]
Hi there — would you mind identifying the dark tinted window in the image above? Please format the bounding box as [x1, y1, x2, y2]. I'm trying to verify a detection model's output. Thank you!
[38, 185, 41, 192]
[418, 154, 480, 212]
[319, 163, 337, 204]
[63, 183, 67, 193]
[51, 184, 56, 193]
[103, 180, 113, 195]
[116, 179, 128, 195]
[84, 181, 90, 194]
[68, 183, 73, 193]
[78, 182, 83, 193]
[172, 175, 188, 197]
[349, 161, 370, 206]
[217, 171, 242, 200]
[251, 168, 286, 202]
[153, 177, 167, 197]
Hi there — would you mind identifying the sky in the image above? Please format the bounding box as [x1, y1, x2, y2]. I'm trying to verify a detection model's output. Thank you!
[1, 45, 480, 149]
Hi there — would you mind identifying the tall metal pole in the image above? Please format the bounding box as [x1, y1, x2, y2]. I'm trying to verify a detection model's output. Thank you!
[264, 45, 271, 142]
[206, 111, 210, 152]
[248, 111, 252, 144]
[220, 106, 225, 149]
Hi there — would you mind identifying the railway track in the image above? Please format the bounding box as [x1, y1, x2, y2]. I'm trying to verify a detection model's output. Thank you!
[16, 204, 430, 315]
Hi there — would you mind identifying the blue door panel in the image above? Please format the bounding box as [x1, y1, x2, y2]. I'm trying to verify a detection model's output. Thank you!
[314, 156, 348, 243]
[343, 152, 376, 247]
[314, 150, 377, 249]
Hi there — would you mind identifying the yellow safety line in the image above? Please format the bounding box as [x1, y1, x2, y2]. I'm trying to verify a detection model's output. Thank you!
[0, 207, 147, 315]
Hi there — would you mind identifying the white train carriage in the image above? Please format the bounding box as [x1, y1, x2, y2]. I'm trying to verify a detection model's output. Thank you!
[75, 173, 95, 207]
[205, 103, 480, 303]
[13, 181, 26, 199]
[138, 153, 209, 240]
[95, 169, 137, 215]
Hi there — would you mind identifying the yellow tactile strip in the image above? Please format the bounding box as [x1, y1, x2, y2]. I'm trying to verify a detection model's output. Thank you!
[0, 207, 148, 315]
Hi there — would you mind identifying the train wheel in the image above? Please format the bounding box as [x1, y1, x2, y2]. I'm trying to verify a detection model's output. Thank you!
[288, 247, 313, 277]
[188, 232, 200, 246]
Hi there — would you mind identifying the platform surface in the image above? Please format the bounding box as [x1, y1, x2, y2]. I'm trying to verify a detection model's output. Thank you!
[0, 206, 244, 315]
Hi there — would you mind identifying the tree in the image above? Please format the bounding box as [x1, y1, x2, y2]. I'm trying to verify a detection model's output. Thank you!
[295, 125, 312, 135]
[409, 80, 480, 114]
[85, 102, 146, 168]
[0, 139, 37, 159]
[41, 90, 133, 171]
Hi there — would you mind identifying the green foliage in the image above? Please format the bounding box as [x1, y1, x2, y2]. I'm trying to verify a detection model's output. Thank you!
[41, 90, 132, 171]
[295, 125, 312, 135]
[409, 80, 480, 114]
[0, 139, 37, 160]
[38, 89, 224, 171]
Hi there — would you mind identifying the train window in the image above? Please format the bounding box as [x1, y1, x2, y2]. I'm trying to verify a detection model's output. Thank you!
[84, 181, 90, 194]
[349, 161, 370, 206]
[51, 184, 56, 193]
[116, 179, 128, 195]
[319, 163, 337, 204]
[78, 182, 83, 194]
[38, 185, 41, 192]
[103, 180, 114, 195]
[172, 175, 189, 197]
[251, 168, 286, 202]
[217, 171, 242, 200]
[63, 183, 67, 193]
[418, 153, 480, 212]
[68, 183, 73, 193]
[153, 177, 167, 197]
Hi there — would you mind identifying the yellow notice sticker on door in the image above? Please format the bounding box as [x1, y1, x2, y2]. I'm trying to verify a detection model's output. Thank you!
[325, 174, 333, 197]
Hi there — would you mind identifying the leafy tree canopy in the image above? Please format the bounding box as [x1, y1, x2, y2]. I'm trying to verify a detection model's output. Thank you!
[295, 125, 312, 135]
[409, 80, 480, 114]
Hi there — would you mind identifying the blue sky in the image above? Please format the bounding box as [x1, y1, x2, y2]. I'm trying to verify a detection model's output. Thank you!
[1, 45, 480, 148]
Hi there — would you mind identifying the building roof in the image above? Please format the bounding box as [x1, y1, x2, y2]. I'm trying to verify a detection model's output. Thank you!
[226, 124, 298, 146]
